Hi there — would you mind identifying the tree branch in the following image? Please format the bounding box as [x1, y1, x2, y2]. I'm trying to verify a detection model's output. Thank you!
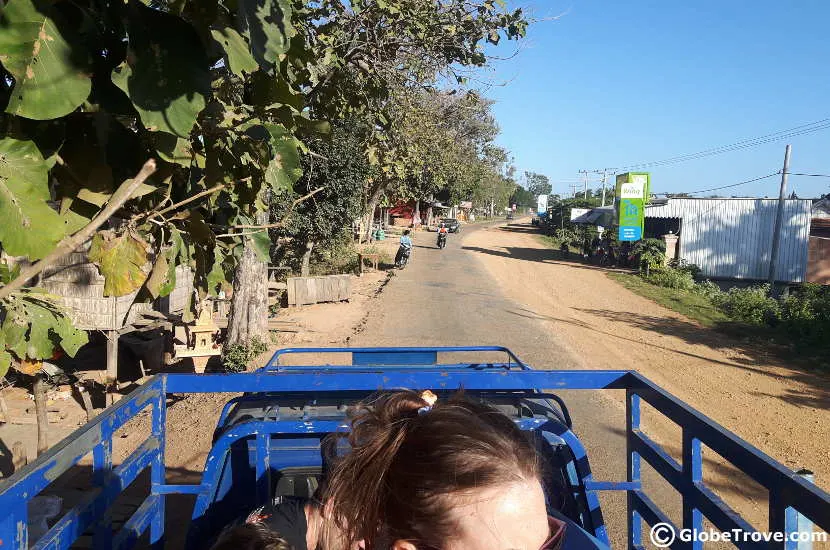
[137, 184, 227, 223]
[213, 187, 325, 237]
[0, 160, 158, 300]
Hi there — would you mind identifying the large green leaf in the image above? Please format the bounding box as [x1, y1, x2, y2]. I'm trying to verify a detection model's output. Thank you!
[111, 2, 210, 137]
[262, 124, 302, 192]
[150, 132, 196, 166]
[237, 0, 296, 68]
[211, 27, 259, 76]
[88, 230, 150, 297]
[0, 339, 11, 379]
[0, 138, 65, 259]
[52, 312, 87, 357]
[250, 228, 271, 261]
[25, 299, 59, 359]
[145, 229, 186, 299]
[0, 294, 88, 369]
[2, 313, 28, 359]
[0, 0, 91, 119]
[206, 245, 229, 296]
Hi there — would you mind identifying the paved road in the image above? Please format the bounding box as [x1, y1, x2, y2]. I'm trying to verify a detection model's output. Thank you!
[350, 222, 631, 546]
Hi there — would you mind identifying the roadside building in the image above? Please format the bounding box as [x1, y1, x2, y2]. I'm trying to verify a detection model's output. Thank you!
[808, 195, 830, 284]
[644, 198, 812, 283]
[572, 197, 815, 283]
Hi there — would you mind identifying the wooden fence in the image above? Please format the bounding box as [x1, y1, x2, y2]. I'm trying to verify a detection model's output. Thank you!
[286, 275, 352, 306]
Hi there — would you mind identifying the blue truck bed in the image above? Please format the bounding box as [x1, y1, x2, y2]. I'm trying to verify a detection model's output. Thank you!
[0, 346, 828, 549]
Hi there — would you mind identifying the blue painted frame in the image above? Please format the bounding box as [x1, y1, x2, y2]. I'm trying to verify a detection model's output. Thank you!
[0, 347, 827, 550]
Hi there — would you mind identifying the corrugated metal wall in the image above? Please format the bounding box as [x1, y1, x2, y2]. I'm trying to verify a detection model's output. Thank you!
[645, 199, 812, 282]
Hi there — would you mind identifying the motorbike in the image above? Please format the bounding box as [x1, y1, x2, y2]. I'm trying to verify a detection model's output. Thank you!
[395, 245, 411, 268]
[437, 231, 448, 249]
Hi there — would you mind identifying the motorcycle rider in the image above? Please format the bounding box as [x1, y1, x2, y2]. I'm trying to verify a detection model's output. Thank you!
[396, 229, 413, 267]
[436, 223, 449, 248]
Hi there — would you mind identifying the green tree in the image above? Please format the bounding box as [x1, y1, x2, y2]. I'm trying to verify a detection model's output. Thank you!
[274, 120, 371, 275]
[510, 186, 536, 208]
[525, 171, 552, 197]
[0, 0, 314, 371]
[294, 1, 528, 237]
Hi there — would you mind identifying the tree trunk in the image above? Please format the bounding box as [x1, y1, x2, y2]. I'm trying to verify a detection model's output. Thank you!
[362, 185, 384, 242]
[300, 240, 314, 277]
[413, 200, 420, 227]
[226, 191, 271, 349]
[225, 241, 269, 348]
[426, 194, 434, 226]
[33, 375, 49, 456]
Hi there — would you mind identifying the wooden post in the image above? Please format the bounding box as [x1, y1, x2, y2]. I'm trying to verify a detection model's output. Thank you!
[11, 441, 27, 472]
[0, 390, 9, 423]
[33, 376, 49, 456]
[77, 384, 96, 421]
[106, 330, 118, 383]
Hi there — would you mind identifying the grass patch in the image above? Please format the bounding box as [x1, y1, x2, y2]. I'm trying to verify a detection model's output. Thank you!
[539, 235, 571, 253]
[608, 273, 830, 369]
[608, 272, 729, 328]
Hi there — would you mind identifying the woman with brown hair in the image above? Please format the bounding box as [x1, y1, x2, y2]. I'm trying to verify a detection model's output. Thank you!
[324, 390, 567, 550]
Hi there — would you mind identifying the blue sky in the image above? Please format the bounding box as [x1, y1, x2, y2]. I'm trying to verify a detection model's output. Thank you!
[481, 1, 830, 198]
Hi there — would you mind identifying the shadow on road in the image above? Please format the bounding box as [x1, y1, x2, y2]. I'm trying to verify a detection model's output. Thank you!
[461, 245, 635, 274]
[497, 224, 544, 234]
[577, 308, 830, 410]
[508, 305, 830, 411]
[602, 426, 770, 523]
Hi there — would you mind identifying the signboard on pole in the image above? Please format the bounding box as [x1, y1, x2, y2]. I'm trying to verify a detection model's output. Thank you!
[615, 172, 650, 241]
[537, 194, 548, 215]
[570, 208, 590, 221]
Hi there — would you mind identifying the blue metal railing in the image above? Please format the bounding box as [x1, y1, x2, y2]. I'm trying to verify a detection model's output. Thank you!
[0, 347, 827, 550]
[262, 345, 530, 371]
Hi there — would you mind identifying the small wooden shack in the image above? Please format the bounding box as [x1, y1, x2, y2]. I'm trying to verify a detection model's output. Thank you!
[15, 244, 196, 382]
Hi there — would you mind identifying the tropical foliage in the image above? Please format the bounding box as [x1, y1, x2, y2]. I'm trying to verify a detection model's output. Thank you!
[0, 0, 530, 376]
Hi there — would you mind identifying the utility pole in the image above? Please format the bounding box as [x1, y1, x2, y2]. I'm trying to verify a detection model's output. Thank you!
[767, 144, 791, 287]
[578, 170, 589, 199]
[602, 169, 610, 206]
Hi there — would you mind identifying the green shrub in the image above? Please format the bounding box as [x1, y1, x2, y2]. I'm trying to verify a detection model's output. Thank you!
[693, 279, 722, 300]
[712, 285, 780, 325]
[778, 283, 830, 343]
[633, 239, 666, 274]
[644, 267, 695, 290]
[222, 336, 268, 373]
[668, 258, 702, 278]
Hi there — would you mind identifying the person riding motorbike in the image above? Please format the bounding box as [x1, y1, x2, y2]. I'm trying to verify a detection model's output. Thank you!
[395, 230, 413, 268]
[436, 223, 449, 249]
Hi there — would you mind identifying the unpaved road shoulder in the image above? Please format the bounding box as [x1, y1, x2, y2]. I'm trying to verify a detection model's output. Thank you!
[463, 222, 830, 490]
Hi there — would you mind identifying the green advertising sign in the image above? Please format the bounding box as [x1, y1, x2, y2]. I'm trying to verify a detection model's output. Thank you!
[616, 172, 650, 241]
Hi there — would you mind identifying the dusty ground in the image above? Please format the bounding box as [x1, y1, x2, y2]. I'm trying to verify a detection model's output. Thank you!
[462, 221, 830, 491]
[0, 268, 392, 477]
[110, 268, 393, 470]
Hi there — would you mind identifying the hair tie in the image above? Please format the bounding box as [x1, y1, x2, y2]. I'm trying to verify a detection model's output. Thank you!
[418, 390, 438, 415]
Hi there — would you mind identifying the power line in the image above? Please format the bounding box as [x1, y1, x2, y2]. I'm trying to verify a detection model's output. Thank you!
[653, 172, 780, 197]
[608, 118, 830, 171]
[789, 172, 830, 178]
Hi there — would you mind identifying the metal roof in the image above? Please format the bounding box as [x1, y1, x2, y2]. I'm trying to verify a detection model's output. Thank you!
[645, 198, 812, 282]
